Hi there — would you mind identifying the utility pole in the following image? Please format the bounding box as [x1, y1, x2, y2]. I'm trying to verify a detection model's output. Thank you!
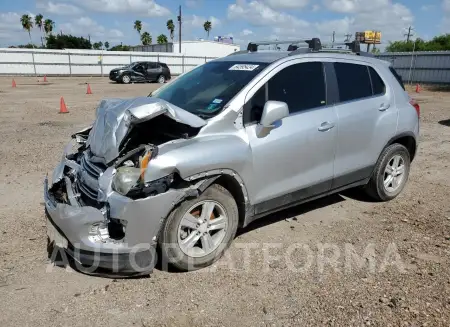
[404, 26, 413, 42]
[178, 5, 182, 53]
[332, 31, 335, 45]
[344, 33, 352, 42]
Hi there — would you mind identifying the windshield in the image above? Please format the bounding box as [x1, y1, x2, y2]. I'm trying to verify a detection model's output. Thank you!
[150, 61, 268, 118]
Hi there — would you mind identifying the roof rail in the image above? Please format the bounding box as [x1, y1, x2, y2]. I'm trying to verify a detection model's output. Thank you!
[247, 38, 319, 52]
[244, 38, 375, 57]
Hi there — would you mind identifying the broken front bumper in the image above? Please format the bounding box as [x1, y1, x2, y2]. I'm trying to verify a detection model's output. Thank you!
[44, 158, 186, 275]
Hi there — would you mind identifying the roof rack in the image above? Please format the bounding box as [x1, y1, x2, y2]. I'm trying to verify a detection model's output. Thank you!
[241, 38, 374, 57]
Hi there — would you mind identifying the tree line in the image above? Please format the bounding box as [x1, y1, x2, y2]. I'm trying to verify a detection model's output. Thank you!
[386, 34, 450, 52]
[133, 19, 212, 46]
[14, 13, 214, 51]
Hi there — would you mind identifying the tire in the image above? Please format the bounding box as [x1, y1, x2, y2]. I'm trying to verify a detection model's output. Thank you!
[157, 75, 166, 84]
[365, 143, 411, 201]
[121, 74, 131, 84]
[159, 184, 238, 271]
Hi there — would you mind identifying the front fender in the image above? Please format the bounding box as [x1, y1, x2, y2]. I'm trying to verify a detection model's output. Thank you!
[143, 135, 251, 185]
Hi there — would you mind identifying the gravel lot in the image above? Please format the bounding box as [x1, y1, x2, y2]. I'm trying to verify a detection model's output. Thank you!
[0, 77, 449, 327]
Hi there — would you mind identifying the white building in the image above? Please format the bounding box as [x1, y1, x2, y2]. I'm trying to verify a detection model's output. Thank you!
[172, 40, 240, 57]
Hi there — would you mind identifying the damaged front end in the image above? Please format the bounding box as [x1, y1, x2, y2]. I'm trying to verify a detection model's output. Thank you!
[44, 97, 207, 275]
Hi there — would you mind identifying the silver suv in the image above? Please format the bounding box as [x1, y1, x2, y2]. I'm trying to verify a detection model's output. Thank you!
[44, 39, 419, 275]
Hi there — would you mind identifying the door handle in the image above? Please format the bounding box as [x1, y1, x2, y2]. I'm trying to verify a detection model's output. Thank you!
[318, 122, 335, 132]
[379, 103, 390, 111]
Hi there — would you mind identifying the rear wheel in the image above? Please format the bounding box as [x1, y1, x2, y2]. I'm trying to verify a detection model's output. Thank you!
[159, 184, 238, 271]
[157, 75, 166, 84]
[121, 74, 131, 84]
[365, 144, 411, 201]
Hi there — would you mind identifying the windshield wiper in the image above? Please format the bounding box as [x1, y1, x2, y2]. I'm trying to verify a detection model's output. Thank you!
[196, 113, 211, 119]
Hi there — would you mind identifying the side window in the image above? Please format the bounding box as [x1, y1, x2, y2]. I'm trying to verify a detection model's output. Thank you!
[148, 62, 157, 69]
[389, 67, 405, 90]
[334, 63, 372, 102]
[243, 85, 266, 124]
[369, 67, 386, 95]
[243, 62, 326, 124]
[268, 62, 326, 114]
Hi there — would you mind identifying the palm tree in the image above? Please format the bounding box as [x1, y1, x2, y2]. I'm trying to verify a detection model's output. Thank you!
[44, 19, 55, 36]
[104, 41, 110, 50]
[141, 32, 152, 45]
[134, 20, 142, 36]
[35, 14, 44, 47]
[20, 14, 34, 46]
[166, 19, 175, 42]
[157, 34, 168, 44]
[203, 20, 212, 39]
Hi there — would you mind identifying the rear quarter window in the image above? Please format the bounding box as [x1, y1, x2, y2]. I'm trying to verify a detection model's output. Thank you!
[389, 67, 405, 90]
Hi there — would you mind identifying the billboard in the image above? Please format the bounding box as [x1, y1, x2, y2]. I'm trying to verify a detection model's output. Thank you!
[214, 36, 234, 44]
[355, 31, 381, 44]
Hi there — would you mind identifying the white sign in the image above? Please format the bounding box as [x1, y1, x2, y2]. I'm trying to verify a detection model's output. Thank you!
[229, 64, 259, 71]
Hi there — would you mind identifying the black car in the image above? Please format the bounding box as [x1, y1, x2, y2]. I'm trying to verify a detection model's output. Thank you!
[109, 61, 171, 84]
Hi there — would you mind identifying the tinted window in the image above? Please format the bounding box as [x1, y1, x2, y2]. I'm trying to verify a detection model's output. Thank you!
[160, 63, 168, 68]
[268, 62, 326, 113]
[147, 62, 158, 69]
[134, 64, 145, 72]
[243, 84, 266, 123]
[151, 61, 268, 118]
[389, 67, 405, 90]
[369, 67, 385, 95]
[334, 63, 372, 102]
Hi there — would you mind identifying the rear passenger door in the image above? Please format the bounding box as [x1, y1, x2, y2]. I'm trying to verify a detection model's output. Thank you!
[146, 62, 161, 81]
[330, 61, 397, 189]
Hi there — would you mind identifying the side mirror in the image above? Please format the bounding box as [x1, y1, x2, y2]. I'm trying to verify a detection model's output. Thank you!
[257, 101, 289, 138]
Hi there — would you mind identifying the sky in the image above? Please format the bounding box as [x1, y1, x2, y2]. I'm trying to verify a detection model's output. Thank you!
[1, 0, 449, 49]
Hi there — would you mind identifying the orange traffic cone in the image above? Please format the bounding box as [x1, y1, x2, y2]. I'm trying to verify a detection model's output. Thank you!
[59, 97, 69, 114]
[12, 79, 16, 88]
[415, 84, 421, 93]
[86, 84, 92, 95]
[43, 75, 47, 82]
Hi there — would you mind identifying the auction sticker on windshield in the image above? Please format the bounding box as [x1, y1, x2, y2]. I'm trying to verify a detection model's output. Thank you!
[229, 64, 259, 71]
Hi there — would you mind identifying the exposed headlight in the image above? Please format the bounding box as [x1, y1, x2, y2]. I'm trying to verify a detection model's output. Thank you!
[112, 167, 141, 195]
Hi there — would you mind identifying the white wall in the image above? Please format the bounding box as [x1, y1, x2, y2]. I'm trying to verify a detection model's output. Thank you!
[173, 41, 240, 57]
[0, 48, 219, 76]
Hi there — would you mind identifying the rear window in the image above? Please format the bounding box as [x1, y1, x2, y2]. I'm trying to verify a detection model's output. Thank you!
[334, 62, 372, 102]
[389, 67, 405, 90]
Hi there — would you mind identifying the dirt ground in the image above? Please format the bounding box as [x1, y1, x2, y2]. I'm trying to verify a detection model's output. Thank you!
[0, 77, 449, 327]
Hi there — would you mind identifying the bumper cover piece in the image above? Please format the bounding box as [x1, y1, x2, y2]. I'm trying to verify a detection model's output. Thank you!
[44, 161, 188, 275]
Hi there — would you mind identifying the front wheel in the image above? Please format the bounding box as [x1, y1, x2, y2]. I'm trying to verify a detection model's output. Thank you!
[365, 143, 411, 201]
[159, 184, 238, 271]
[121, 74, 131, 84]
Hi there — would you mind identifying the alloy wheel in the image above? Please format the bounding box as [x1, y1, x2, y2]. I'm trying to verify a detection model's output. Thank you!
[383, 154, 406, 193]
[177, 200, 228, 258]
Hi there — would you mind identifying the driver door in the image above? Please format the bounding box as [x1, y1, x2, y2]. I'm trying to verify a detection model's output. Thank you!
[133, 63, 146, 82]
[244, 61, 338, 214]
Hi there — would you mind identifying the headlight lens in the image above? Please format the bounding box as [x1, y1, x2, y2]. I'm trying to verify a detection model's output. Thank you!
[112, 167, 141, 195]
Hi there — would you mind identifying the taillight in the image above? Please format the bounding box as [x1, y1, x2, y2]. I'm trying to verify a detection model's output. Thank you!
[410, 99, 420, 118]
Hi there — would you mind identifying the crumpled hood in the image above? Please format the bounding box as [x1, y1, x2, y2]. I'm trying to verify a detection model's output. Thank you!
[86, 97, 206, 163]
